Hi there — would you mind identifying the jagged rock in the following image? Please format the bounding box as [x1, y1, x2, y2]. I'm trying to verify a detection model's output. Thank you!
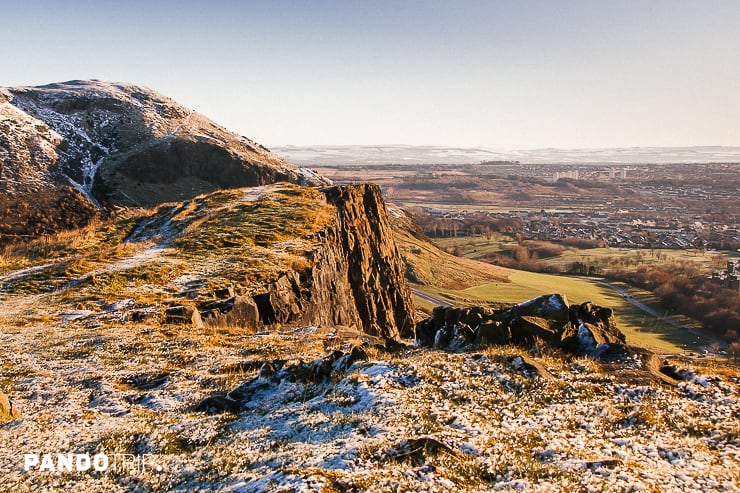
[0, 391, 20, 422]
[256, 272, 303, 325]
[319, 184, 415, 339]
[165, 305, 203, 328]
[185, 184, 414, 341]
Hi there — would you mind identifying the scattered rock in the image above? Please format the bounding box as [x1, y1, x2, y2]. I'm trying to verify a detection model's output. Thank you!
[118, 372, 170, 390]
[0, 391, 21, 422]
[128, 309, 159, 323]
[210, 360, 266, 374]
[586, 459, 623, 470]
[193, 393, 240, 414]
[383, 436, 457, 464]
[509, 355, 556, 381]
[105, 299, 135, 312]
[645, 353, 682, 386]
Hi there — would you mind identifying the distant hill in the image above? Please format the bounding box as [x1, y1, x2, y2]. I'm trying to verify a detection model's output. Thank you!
[0, 80, 327, 243]
[274, 144, 740, 166]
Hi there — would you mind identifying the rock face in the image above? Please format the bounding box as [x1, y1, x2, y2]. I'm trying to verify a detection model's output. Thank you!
[195, 184, 415, 340]
[416, 294, 627, 357]
[0, 80, 328, 244]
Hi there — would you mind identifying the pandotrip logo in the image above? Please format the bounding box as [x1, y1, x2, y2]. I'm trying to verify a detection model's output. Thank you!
[23, 453, 174, 474]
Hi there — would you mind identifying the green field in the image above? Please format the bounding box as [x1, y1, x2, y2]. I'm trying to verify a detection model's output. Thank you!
[415, 270, 718, 354]
[433, 235, 512, 259]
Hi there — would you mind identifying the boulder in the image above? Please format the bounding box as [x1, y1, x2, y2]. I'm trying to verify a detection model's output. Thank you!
[451, 324, 477, 347]
[458, 307, 487, 329]
[433, 326, 453, 348]
[203, 295, 261, 329]
[165, 305, 203, 328]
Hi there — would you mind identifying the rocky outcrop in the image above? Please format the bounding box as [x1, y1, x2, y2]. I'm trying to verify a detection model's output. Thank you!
[1, 80, 328, 244]
[192, 184, 415, 340]
[416, 294, 628, 357]
[196, 346, 369, 414]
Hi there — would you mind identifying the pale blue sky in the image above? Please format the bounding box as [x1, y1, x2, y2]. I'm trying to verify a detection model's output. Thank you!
[2, 0, 739, 148]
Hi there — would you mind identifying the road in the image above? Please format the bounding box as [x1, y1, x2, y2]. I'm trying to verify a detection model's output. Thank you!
[412, 289, 452, 307]
[594, 280, 724, 346]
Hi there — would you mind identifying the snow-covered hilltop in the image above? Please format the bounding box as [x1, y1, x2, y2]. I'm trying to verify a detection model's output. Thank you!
[0, 80, 328, 243]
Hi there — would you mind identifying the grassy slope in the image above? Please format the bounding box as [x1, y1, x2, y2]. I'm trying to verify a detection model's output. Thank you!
[390, 211, 511, 290]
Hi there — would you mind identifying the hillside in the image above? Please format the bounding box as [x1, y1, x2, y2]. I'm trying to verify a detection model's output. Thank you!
[388, 206, 512, 291]
[0, 80, 327, 243]
[0, 182, 412, 340]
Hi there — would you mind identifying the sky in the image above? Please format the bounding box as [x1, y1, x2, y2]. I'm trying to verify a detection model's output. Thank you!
[1, 0, 739, 149]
